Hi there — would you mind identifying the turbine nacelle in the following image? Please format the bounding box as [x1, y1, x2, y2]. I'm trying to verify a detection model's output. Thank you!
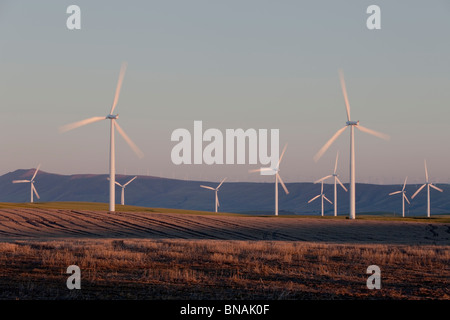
[346, 120, 359, 126]
[107, 114, 119, 120]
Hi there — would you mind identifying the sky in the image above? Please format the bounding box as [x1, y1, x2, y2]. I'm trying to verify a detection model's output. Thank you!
[0, 0, 449, 184]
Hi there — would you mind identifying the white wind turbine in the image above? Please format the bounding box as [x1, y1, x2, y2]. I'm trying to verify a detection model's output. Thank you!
[411, 160, 443, 217]
[250, 144, 289, 216]
[200, 178, 227, 213]
[388, 176, 410, 217]
[12, 164, 41, 203]
[59, 62, 144, 212]
[112, 176, 137, 206]
[313, 69, 389, 220]
[314, 151, 348, 216]
[308, 181, 332, 216]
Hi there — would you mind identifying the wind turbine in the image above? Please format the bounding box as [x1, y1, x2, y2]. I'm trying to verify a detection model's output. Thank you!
[314, 151, 348, 216]
[59, 62, 144, 212]
[411, 160, 443, 217]
[12, 164, 41, 203]
[200, 178, 227, 213]
[313, 69, 389, 219]
[250, 144, 289, 216]
[308, 181, 333, 216]
[388, 176, 410, 217]
[109, 176, 137, 206]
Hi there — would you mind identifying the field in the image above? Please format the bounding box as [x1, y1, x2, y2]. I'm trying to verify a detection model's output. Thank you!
[0, 202, 449, 300]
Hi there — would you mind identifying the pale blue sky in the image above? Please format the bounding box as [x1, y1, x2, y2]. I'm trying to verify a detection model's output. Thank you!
[0, 1, 449, 184]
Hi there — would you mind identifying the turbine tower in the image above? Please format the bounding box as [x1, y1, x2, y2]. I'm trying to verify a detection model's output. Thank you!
[411, 160, 443, 217]
[313, 69, 389, 219]
[388, 176, 410, 217]
[314, 151, 348, 216]
[12, 164, 41, 203]
[308, 180, 333, 216]
[200, 178, 227, 213]
[114, 176, 137, 206]
[250, 144, 289, 216]
[59, 62, 144, 212]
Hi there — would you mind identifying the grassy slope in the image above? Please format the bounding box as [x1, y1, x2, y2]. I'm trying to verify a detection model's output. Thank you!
[0, 201, 449, 223]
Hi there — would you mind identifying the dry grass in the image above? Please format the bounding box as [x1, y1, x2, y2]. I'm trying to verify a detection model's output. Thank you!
[0, 239, 448, 300]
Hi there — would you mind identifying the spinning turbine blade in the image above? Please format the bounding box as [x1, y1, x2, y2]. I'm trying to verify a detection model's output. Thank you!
[334, 151, 339, 174]
[59, 116, 106, 133]
[402, 176, 408, 191]
[356, 125, 390, 141]
[430, 184, 443, 192]
[313, 126, 347, 162]
[324, 195, 333, 205]
[308, 194, 320, 203]
[308, 195, 320, 203]
[314, 175, 333, 184]
[200, 185, 215, 191]
[338, 69, 351, 122]
[32, 184, 40, 199]
[13, 180, 30, 183]
[249, 168, 274, 173]
[31, 164, 41, 181]
[216, 193, 220, 207]
[336, 177, 348, 192]
[403, 194, 410, 205]
[277, 173, 289, 194]
[217, 177, 227, 189]
[114, 121, 144, 159]
[277, 144, 288, 168]
[110, 62, 128, 115]
[389, 191, 402, 196]
[424, 160, 429, 182]
[124, 176, 137, 187]
[411, 184, 426, 199]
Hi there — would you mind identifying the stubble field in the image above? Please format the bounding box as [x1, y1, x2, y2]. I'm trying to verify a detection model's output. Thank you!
[0, 204, 448, 300]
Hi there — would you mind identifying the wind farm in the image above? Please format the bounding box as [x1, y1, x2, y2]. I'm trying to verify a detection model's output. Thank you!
[0, 1, 449, 305]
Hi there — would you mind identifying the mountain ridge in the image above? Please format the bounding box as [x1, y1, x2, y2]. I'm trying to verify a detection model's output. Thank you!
[1, 169, 449, 216]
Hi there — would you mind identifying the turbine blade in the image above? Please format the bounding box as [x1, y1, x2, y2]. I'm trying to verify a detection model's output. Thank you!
[403, 193, 410, 205]
[338, 69, 351, 122]
[402, 176, 408, 191]
[334, 151, 339, 174]
[200, 185, 215, 191]
[356, 125, 390, 141]
[216, 192, 220, 207]
[430, 184, 443, 192]
[277, 173, 289, 194]
[31, 164, 41, 181]
[313, 126, 347, 162]
[59, 116, 106, 133]
[110, 62, 128, 115]
[115, 181, 123, 187]
[314, 175, 333, 184]
[411, 184, 426, 199]
[389, 191, 402, 196]
[249, 168, 273, 173]
[424, 160, 429, 183]
[336, 177, 348, 192]
[277, 143, 288, 168]
[12, 180, 30, 183]
[217, 177, 227, 189]
[32, 184, 40, 199]
[114, 121, 144, 159]
[308, 194, 320, 203]
[124, 176, 137, 187]
[323, 195, 333, 204]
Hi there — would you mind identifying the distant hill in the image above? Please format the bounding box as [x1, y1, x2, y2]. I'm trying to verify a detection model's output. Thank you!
[1, 169, 449, 216]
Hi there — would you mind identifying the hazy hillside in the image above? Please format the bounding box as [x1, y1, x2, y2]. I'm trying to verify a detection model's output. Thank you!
[1, 169, 449, 216]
